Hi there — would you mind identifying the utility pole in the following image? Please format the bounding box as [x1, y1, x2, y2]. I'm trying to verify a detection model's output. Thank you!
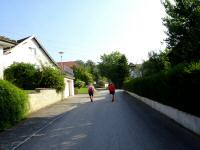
[58, 51, 64, 71]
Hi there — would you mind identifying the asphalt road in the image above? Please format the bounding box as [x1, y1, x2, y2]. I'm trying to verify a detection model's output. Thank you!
[13, 90, 200, 150]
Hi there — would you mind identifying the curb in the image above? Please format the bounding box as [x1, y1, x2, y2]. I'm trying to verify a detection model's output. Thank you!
[126, 91, 200, 135]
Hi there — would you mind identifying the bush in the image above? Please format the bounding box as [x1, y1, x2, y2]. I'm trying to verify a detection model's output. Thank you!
[97, 80, 105, 88]
[74, 79, 85, 89]
[123, 61, 200, 117]
[39, 67, 65, 92]
[4, 62, 39, 90]
[0, 80, 29, 130]
[74, 88, 79, 94]
[4, 63, 65, 93]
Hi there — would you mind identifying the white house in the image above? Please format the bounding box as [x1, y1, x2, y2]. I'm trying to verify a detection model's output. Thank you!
[0, 36, 17, 79]
[0, 35, 74, 97]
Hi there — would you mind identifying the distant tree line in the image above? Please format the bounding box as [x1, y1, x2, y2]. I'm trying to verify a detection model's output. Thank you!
[73, 51, 130, 89]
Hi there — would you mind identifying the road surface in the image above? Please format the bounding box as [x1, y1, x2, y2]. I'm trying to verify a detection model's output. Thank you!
[3, 90, 200, 150]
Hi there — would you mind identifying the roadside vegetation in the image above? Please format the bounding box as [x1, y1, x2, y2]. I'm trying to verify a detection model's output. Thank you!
[123, 0, 200, 117]
[1, 63, 65, 130]
[4, 63, 65, 93]
[0, 80, 29, 130]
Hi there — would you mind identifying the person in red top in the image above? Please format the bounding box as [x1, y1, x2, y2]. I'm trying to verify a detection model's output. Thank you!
[108, 83, 116, 102]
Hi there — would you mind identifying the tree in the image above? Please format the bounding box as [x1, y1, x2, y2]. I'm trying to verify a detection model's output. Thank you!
[162, 0, 200, 65]
[141, 49, 170, 76]
[98, 51, 130, 88]
[73, 65, 93, 85]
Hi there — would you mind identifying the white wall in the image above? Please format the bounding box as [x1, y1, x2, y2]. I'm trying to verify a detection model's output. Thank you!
[63, 78, 74, 98]
[70, 79, 74, 96]
[0, 46, 3, 79]
[3, 38, 55, 69]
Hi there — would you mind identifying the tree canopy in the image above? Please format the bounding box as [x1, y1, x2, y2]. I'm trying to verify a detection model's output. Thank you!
[162, 0, 200, 65]
[98, 51, 130, 88]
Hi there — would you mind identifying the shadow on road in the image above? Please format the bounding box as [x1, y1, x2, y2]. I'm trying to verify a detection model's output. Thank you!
[0, 91, 109, 150]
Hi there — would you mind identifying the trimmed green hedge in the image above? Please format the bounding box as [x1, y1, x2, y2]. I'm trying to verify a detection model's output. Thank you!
[4, 62, 39, 90]
[39, 67, 65, 93]
[4, 63, 65, 93]
[0, 80, 29, 130]
[123, 62, 200, 117]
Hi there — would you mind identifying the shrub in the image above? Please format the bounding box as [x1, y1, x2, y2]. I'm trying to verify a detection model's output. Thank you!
[97, 80, 105, 88]
[0, 80, 29, 130]
[74, 88, 79, 94]
[4, 62, 39, 90]
[39, 67, 65, 92]
[4, 63, 65, 93]
[74, 79, 85, 89]
[123, 61, 200, 117]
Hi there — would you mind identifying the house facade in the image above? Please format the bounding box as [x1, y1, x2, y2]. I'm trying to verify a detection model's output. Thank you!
[0, 35, 74, 97]
[0, 36, 17, 79]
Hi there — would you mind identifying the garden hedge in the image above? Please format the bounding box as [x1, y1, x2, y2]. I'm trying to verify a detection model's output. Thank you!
[4, 62, 39, 90]
[39, 67, 65, 93]
[123, 62, 200, 117]
[0, 80, 29, 130]
[4, 63, 65, 93]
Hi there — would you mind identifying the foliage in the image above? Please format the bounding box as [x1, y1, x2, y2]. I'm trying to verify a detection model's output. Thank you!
[85, 60, 101, 82]
[0, 80, 29, 130]
[141, 49, 171, 77]
[85, 60, 96, 74]
[97, 80, 106, 88]
[162, 0, 200, 65]
[74, 79, 85, 88]
[98, 51, 130, 88]
[123, 61, 200, 117]
[4, 63, 65, 93]
[39, 66, 65, 92]
[73, 65, 93, 85]
[4, 62, 39, 90]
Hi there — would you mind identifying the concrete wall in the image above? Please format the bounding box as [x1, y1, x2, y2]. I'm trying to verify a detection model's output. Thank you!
[126, 91, 200, 135]
[28, 89, 63, 113]
[0, 47, 3, 79]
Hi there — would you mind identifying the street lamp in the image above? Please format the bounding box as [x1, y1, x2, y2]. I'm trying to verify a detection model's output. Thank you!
[58, 51, 64, 70]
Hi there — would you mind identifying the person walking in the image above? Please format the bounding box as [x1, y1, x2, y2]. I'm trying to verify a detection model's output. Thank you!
[108, 83, 116, 102]
[88, 83, 95, 102]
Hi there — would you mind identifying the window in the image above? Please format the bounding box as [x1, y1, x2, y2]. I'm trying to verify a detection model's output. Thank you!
[29, 47, 37, 56]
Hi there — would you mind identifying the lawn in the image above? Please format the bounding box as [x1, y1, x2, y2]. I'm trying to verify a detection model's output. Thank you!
[78, 87, 88, 94]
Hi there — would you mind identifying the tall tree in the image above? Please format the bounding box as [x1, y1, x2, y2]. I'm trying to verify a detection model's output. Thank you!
[162, 0, 200, 65]
[141, 49, 170, 76]
[98, 51, 130, 88]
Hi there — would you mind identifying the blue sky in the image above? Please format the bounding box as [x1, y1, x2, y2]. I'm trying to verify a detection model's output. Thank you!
[0, 0, 166, 64]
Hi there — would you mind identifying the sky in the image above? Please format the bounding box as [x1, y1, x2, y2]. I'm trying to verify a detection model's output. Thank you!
[0, 0, 167, 64]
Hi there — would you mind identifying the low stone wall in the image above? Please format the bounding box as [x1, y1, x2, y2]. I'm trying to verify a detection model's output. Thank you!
[126, 91, 200, 135]
[28, 89, 63, 113]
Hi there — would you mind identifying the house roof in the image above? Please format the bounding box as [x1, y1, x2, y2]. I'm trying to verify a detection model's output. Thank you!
[0, 35, 17, 48]
[0, 36, 17, 45]
[57, 61, 80, 69]
[17, 36, 30, 43]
